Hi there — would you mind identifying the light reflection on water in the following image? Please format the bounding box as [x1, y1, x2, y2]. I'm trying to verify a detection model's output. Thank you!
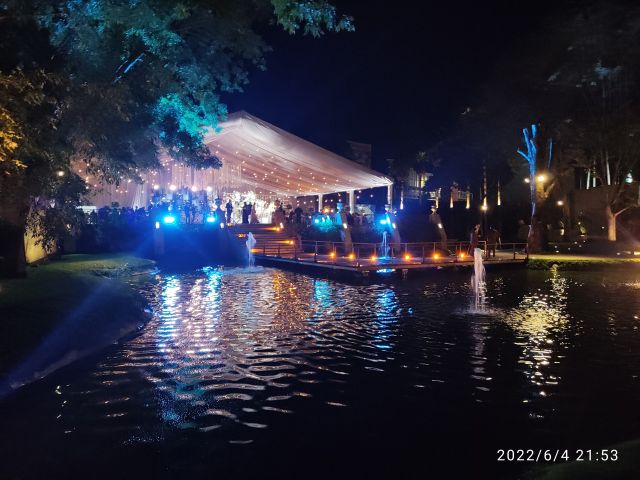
[2, 267, 640, 478]
[116, 268, 407, 438]
[505, 269, 570, 403]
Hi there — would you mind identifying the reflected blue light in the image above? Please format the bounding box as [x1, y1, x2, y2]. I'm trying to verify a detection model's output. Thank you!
[376, 268, 395, 273]
[373, 288, 399, 351]
[163, 215, 176, 224]
[312, 279, 332, 315]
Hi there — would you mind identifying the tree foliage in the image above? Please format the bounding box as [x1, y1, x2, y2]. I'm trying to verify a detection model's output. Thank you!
[0, 0, 353, 275]
[425, 0, 640, 247]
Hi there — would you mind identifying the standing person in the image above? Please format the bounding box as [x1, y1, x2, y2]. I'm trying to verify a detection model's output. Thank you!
[517, 219, 529, 243]
[242, 202, 249, 224]
[468, 224, 481, 255]
[216, 203, 226, 227]
[225, 199, 233, 224]
[184, 203, 191, 224]
[294, 205, 303, 223]
[250, 203, 259, 224]
[487, 226, 501, 258]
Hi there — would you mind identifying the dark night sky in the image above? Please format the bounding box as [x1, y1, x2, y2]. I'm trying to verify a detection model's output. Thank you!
[225, 0, 566, 174]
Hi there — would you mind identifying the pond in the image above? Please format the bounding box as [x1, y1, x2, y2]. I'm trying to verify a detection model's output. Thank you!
[1, 266, 640, 479]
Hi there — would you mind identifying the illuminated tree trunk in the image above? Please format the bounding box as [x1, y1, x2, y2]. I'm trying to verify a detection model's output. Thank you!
[517, 124, 552, 253]
[0, 197, 29, 277]
[605, 205, 617, 241]
[527, 167, 547, 253]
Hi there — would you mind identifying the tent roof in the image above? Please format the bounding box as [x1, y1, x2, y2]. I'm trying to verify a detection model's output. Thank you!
[203, 111, 392, 197]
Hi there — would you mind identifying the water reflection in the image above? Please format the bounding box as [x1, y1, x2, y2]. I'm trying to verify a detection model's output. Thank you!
[107, 268, 413, 438]
[503, 269, 570, 409]
[3, 267, 640, 480]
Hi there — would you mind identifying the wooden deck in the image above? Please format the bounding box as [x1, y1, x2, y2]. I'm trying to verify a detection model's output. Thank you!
[253, 241, 527, 277]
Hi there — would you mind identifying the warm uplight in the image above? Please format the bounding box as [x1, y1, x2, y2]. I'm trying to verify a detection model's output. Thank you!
[370, 255, 377, 262]
[329, 251, 336, 258]
[433, 253, 440, 260]
[524, 177, 530, 183]
[348, 253, 355, 260]
[537, 174, 546, 183]
[557, 200, 564, 206]
[458, 252, 466, 259]
[404, 253, 411, 261]
[56, 170, 65, 177]
[481, 204, 488, 211]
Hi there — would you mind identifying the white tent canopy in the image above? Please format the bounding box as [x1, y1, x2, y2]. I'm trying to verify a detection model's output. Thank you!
[203, 111, 392, 197]
[85, 111, 392, 208]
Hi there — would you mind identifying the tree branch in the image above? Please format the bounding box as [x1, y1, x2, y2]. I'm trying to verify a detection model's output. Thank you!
[516, 149, 529, 162]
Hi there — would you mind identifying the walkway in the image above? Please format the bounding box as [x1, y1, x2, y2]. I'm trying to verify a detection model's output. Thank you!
[252, 240, 528, 276]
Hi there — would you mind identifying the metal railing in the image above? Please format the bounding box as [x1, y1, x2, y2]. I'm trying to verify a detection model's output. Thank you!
[255, 239, 528, 265]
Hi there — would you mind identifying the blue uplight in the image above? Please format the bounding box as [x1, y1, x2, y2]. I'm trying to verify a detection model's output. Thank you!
[314, 218, 320, 224]
[206, 215, 215, 223]
[163, 215, 176, 224]
[379, 219, 388, 225]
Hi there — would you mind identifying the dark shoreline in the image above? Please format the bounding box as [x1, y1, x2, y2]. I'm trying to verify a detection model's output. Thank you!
[0, 254, 156, 395]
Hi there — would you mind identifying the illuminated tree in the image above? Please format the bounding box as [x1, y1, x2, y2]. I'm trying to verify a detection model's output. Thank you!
[517, 124, 555, 252]
[0, 0, 353, 276]
[547, 3, 640, 241]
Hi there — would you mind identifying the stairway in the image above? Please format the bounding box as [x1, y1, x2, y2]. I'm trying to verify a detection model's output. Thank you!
[229, 223, 297, 257]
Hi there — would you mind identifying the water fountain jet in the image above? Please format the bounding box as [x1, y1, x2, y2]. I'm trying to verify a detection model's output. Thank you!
[471, 248, 486, 311]
[379, 231, 390, 259]
[246, 232, 256, 268]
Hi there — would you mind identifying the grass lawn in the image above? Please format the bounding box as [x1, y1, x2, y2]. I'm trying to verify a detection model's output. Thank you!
[0, 254, 155, 383]
[528, 254, 640, 270]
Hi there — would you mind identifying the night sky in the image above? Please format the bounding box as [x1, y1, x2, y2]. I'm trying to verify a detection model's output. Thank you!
[225, 0, 566, 175]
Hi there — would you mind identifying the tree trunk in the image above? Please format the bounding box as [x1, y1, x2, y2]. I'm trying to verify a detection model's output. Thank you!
[605, 204, 616, 242]
[0, 197, 30, 278]
[527, 171, 547, 253]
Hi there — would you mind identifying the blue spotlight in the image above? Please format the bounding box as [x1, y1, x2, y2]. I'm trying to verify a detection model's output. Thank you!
[163, 215, 176, 224]
[379, 218, 388, 225]
[206, 215, 215, 223]
[314, 218, 320, 224]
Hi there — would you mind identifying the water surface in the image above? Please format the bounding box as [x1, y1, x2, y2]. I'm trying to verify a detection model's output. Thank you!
[2, 267, 640, 479]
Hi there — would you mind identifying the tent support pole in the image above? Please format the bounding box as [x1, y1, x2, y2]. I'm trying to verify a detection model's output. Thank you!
[348, 190, 356, 213]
